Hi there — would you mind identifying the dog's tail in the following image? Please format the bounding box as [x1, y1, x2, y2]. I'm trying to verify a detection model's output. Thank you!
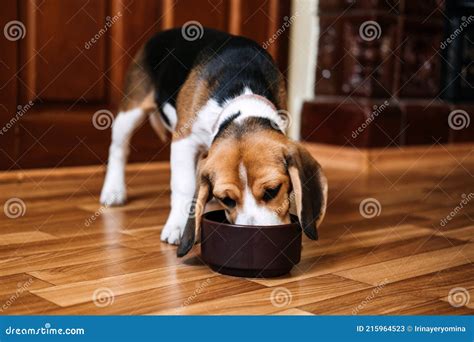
[120, 47, 170, 143]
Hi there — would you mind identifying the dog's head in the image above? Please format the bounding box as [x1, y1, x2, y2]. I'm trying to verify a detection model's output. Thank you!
[177, 118, 327, 257]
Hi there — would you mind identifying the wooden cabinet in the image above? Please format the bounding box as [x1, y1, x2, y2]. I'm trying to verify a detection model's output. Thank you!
[0, 0, 290, 169]
[301, 0, 474, 147]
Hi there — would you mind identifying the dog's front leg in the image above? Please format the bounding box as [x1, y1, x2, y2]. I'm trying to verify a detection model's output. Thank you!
[161, 136, 199, 245]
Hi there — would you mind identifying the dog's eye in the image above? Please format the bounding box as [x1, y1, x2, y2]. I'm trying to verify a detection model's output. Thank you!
[263, 184, 282, 202]
[220, 196, 236, 208]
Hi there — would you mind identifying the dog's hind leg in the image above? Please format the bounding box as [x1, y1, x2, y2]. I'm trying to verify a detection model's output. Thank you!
[100, 107, 147, 206]
[100, 98, 169, 206]
[100, 50, 158, 206]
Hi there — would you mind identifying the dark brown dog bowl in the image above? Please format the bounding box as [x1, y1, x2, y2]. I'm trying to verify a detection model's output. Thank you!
[201, 210, 302, 278]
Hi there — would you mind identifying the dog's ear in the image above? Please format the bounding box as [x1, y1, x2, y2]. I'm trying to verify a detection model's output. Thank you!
[177, 161, 211, 257]
[286, 143, 328, 240]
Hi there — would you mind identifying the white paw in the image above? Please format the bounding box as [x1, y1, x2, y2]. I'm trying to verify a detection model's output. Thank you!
[160, 223, 183, 245]
[100, 183, 127, 206]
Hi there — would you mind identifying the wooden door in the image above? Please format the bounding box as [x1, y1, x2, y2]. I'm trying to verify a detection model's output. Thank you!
[0, 0, 290, 170]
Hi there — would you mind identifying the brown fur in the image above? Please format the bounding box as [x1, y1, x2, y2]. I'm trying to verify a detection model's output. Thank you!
[286, 142, 327, 239]
[173, 68, 211, 140]
[199, 126, 293, 224]
[118, 48, 168, 142]
[276, 73, 287, 111]
[173, 70, 286, 140]
[121, 49, 286, 143]
[111, 34, 325, 258]
[119, 48, 154, 111]
[178, 119, 328, 256]
[176, 100, 328, 257]
[187, 119, 327, 239]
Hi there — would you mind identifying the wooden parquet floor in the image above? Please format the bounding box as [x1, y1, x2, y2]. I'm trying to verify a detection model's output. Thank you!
[0, 150, 473, 315]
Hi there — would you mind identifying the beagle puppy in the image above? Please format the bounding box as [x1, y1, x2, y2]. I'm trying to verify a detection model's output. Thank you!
[100, 28, 328, 257]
